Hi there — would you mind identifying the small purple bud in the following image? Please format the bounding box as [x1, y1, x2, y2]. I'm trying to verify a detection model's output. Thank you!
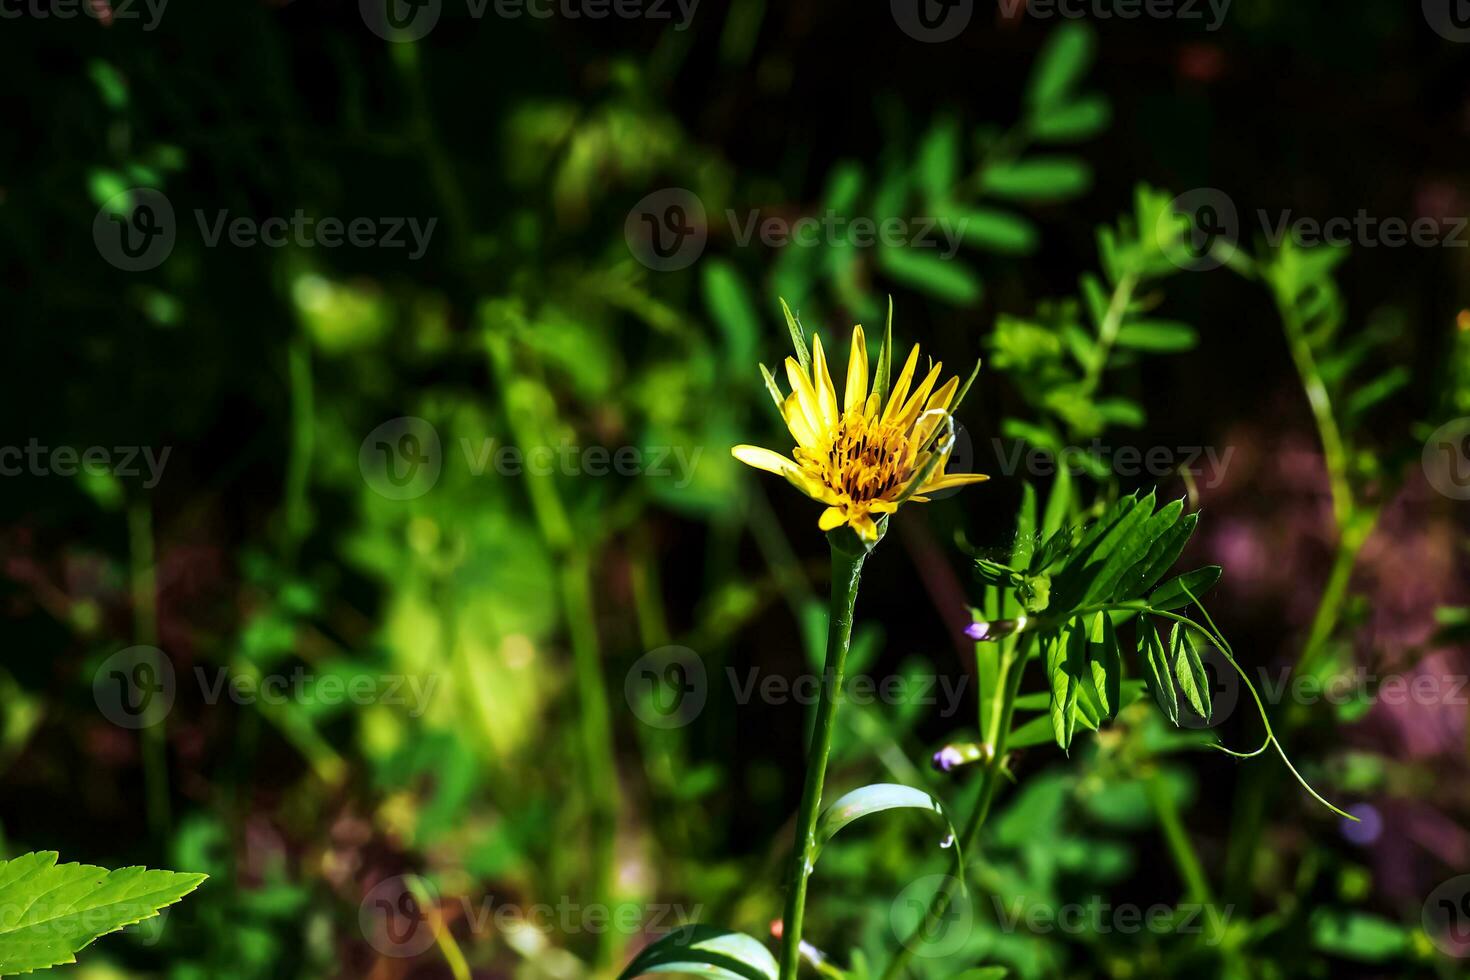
[964, 621, 991, 641]
[932, 746, 965, 772]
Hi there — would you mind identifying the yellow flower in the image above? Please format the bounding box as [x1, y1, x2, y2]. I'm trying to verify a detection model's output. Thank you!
[732, 306, 989, 544]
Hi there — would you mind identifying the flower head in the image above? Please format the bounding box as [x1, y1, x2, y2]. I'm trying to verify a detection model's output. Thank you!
[732, 302, 989, 544]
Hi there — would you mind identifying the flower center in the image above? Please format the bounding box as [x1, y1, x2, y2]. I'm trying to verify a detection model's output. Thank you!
[799, 411, 912, 503]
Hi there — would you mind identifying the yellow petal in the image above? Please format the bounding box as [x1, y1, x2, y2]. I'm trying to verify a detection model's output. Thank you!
[844, 325, 868, 414]
[784, 356, 825, 438]
[851, 510, 880, 542]
[818, 506, 847, 531]
[732, 445, 840, 505]
[811, 333, 839, 430]
[731, 445, 802, 478]
[783, 393, 820, 452]
[918, 471, 991, 493]
[892, 362, 943, 431]
[881, 344, 922, 424]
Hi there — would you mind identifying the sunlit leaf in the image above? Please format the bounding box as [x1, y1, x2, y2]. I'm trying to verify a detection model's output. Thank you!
[617, 925, 777, 980]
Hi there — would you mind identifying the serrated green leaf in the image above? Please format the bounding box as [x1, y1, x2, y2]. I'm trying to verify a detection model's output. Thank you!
[617, 925, 777, 980]
[1141, 626, 1178, 725]
[1046, 627, 1086, 750]
[1148, 566, 1222, 611]
[0, 852, 207, 976]
[979, 157, 1092, 201]
[1114, 320, 1199, 352]
[1171, 624, 1212, 721]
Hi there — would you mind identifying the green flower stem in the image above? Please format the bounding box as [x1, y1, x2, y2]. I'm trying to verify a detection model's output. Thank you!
[883, 633, 1032, 980]
[778, 540, 867, 980]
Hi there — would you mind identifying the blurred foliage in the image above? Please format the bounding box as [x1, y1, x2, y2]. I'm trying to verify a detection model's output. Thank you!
[1, 2, 1467, 980]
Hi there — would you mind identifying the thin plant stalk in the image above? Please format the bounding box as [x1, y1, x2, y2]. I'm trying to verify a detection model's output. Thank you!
[778, 541, 866, 980]
[883, 632, 1032, 980]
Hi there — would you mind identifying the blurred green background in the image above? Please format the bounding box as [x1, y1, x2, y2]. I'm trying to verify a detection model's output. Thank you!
[3, 0, 1469, 977]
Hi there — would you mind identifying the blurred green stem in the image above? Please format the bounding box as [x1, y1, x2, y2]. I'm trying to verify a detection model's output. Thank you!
[882, 633, 1032, 980]
[1147, 773, 1212, 906]
[778, 542, 866, 980]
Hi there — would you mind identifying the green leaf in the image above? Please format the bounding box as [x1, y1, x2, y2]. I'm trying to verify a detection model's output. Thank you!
[1141, 627, 1177, 725]
[815, 784, 964, 879]
[915, 117, 960, 201]
[1310, 910, 1411, 963]
[1171, 624, 1212, 721]
[954, 207, 1040, 255]
[873, 296, 894, 407]
[1025, 22, 1096, 111]
[1041, 466, 1073, 539]
[878, 247, 983, 306]
[617, 925, 778, 980]
[1114, 320, 1199, 352]
[1148, 566, 1222, 611]
[0, 852, 207, 976]
[703, 261, 761, 366]
[954, 969, 1009, 980]
[1119, 510, 1197, 599]
[979, 157, 1092, 201]
[1046, 627, 1086, 750]
[778, 297, 811, 375]
[1087, 613, 1122, 719]
[1030, 95, 1112, 142]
